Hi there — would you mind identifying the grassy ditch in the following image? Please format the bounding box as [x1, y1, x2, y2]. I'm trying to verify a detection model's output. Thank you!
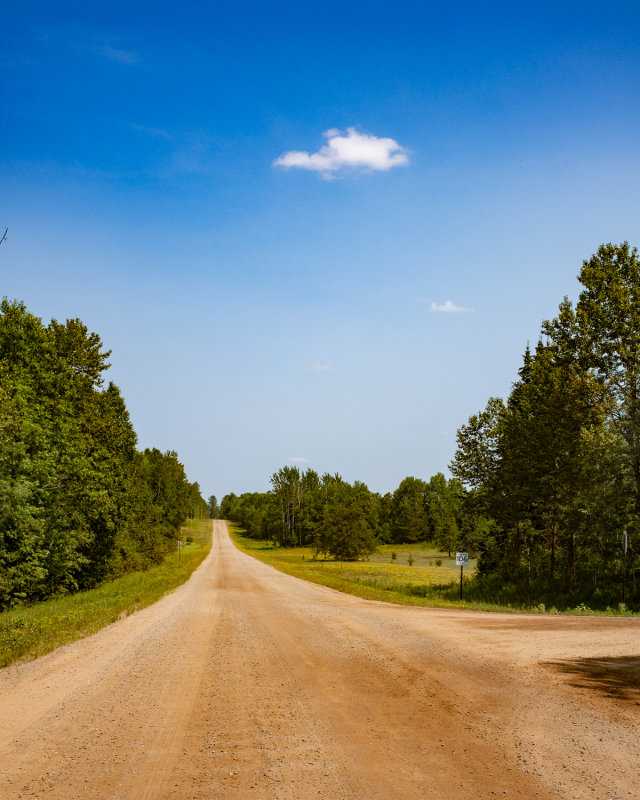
[230, 528, 639, 616]
[0, 518, 211, 669]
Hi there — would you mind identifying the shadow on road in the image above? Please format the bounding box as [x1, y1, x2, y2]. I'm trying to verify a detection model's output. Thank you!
[542, 655, 640, 703]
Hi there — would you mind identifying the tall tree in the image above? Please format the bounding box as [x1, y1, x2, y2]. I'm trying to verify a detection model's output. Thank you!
[0, 299, 204, 607]
[270, 466, 302, 545]
[207, 495, 220, 519]
[495, 341, 602, 589]
[389, 477, 428, 543]
[313, 475, 377, 560]
[450, 243, 640, 603]
[566, 242, 640, 515]
[425, 473, 462, 557]
[450, 396, 505, 495]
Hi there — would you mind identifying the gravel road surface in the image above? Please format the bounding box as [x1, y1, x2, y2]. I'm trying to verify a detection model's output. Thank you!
[0, 520, 638, 799]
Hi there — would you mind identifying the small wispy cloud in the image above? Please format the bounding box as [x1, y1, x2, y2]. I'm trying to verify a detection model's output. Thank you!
[130, 123, 173, 140]
[101, 45, 140, 65]
[289, 457, 309, 464]
[274, 128, 409, 177]
[305, 363, 332, 373]
[429, 300, 473, 313]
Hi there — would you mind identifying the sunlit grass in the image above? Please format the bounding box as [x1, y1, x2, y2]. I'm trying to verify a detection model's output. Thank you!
[230, 527, 483, 610]
[230, 527, 639, 616]
[0, 518, 211, 669]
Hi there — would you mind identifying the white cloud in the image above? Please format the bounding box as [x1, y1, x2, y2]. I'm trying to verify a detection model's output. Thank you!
[306, 363, 332, 373]
[289, 457, 309, 464]
[273, 128, 409, 176]
[428, 300, 473, 313]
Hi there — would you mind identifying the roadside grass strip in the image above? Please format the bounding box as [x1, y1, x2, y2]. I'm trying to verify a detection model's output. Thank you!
[230, 528, 639, 616]
[0, 518, 211, 669]
[229, 527, 482, 610]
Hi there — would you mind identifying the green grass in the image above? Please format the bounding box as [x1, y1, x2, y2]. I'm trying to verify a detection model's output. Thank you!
[230, 527, 485, 610]
[230, 528, 639, 616]
[0, 518, 211, 669]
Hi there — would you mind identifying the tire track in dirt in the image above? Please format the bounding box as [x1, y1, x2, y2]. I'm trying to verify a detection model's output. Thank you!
[0, 521, 638, 799]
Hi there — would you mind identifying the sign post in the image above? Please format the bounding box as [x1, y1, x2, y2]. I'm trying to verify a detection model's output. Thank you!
[178, 540, 183, 561]
[456, 552, 468, 600]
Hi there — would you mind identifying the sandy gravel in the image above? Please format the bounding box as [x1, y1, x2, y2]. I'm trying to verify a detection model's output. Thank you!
[0, 520, 638, 800]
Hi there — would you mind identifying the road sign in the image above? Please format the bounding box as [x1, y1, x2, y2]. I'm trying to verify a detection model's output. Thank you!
[456, 552, 468, 566]
[177, 540, 183, 549]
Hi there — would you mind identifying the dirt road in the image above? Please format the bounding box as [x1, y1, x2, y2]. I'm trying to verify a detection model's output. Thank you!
[0, 521, 638, 799]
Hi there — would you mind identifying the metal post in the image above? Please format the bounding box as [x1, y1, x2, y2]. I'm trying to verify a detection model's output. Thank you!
[460, 564, 463, 600]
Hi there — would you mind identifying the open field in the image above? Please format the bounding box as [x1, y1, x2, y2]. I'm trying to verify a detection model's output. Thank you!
[230, 528, 480, 608]
[0, 517, 211, 668]
[231, 528, 637, 615]
[1, 520, 638, 800]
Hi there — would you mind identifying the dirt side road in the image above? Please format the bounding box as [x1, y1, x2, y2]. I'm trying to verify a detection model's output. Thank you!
[0, 521, 638, 800]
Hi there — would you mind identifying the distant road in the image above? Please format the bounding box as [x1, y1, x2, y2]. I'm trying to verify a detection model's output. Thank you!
[0, 521, 638, 799]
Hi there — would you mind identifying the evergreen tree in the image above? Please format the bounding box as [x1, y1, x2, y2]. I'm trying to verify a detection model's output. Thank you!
[389, 477, 428, 543]
[207, 495, 220, 518]
[0, 299, 204, 608]
[450, 242, 640, 605]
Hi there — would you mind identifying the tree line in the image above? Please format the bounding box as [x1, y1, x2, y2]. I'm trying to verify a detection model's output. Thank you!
[0, 299, 206, 609]
[221, 243, 639, 609]
[220, 467, 470, 560]
[451, 242, 638, 607]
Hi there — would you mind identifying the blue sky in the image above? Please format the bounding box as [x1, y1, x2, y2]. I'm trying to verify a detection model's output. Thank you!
[2, 1, 640, 500]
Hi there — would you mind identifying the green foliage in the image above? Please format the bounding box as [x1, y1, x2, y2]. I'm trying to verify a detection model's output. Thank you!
[0, 518, 210, 667]
[207, 494, 220, 518]
[231, 527, 477, 607]
[233, 529, 636, 615]
[389, 476, 429, 542]
[221, 243, 640, 611]
[312, 478, 378, 560]
[573, 242, 640, 512]
[450, 397, 505, 492]
[0, 299, 205, 609]
[223, 470, 381, 561]
[450, 243, 640, 609]
[425, 472, 465, 556]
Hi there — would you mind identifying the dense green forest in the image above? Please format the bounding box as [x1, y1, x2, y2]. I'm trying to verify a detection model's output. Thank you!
[0, 299, 206, 609]
[223, 243, 639, 609]
[451, 242, 639, 607]
[221, 469, 471, 561]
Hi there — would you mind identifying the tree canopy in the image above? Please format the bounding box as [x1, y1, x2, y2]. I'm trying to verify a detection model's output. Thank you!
[0, 299, 206, 608]
[451, 243, 639, 607]
[222, 466, 466, 562]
